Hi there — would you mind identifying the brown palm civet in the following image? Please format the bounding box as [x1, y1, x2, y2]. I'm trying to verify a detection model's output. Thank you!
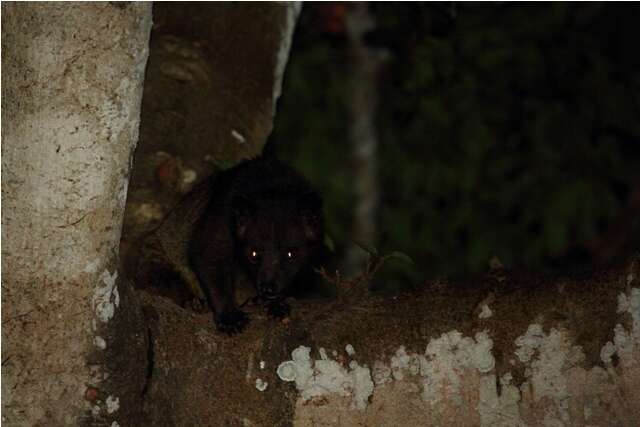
[134, 143, 324, 334]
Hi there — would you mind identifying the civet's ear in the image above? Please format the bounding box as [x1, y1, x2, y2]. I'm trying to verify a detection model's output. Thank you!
[298, 192, 323, 242]
[232, 196, 257, 239]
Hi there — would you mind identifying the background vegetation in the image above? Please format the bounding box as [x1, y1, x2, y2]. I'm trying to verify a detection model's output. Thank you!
[272, 3, 640, 290]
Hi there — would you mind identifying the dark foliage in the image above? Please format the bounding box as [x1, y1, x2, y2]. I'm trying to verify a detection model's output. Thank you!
[273, 3, 640, 289]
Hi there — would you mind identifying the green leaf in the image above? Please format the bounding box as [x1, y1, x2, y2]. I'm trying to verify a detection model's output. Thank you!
[386, 251, 415, 265]
[324, 234, 336, 253]
[355, 241, 379, 256]
[211, 158, 236, 171]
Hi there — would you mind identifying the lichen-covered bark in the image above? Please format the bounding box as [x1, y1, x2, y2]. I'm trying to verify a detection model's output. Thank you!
[1, 3, 152, 425]
[138, 259, 640, 426]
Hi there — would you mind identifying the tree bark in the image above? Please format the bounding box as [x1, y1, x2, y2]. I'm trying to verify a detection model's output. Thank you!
[137, 259, 640, 426]
[121, 2, 303, 244]
[2, 2, 304, 425]
[2, 3, 152, 425]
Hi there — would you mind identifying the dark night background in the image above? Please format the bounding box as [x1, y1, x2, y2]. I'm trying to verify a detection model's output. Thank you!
[271, 3, 640, 291]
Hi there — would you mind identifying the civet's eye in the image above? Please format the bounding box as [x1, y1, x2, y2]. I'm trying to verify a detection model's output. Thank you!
[286, 250, 295, 260]
[249, 250, 260, 264]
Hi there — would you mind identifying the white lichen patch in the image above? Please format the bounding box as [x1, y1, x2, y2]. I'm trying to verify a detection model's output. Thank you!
[319, 347, 328, 360]
[255, 378, 268, 392]
[472, 332, 497, 372]
[600, 341, 615, 364]
[277, 361, 297, 382]
[617, 287, 640, 336]
[514, 325, 587, 425]
[93, 269, 119, 323]
[372, 360, 392, 386]
[346, 331, 498, 409]
[597, 288, 640, 375]
[94, 336, 106, 350]
[345, 344, 356, 356]
[348, 361, 374, 410]
[259, 361, 266, 370]
[479, 304, 493, 319]
[514, 324, 544, 362]
[282, 331, 497, 414]
[277, 345, 374, 411]
[604, 287, 640, 370]
[390, 346, 412, 380]
[105, 395, 119, 414]
[421, 331, 495, 404]
[302, 359, 347, 399]
[478, 374, 523, 427]
[230, 129, 246, 144]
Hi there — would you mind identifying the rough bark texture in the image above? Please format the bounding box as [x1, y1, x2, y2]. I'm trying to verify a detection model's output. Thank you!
[121, 2, 302, 249]
[1, 3, 152, 425]
[138, 259, 640, 426]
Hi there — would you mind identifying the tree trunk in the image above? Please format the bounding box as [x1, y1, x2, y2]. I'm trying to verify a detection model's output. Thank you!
[121, 2, 303, 245]
[344, 2, 386, 275]
[2, 3, 152, 425]
[2, 2, 304, 425]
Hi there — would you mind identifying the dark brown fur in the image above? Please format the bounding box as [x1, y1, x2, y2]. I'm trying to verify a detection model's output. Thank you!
[134, 149, 324, 334]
